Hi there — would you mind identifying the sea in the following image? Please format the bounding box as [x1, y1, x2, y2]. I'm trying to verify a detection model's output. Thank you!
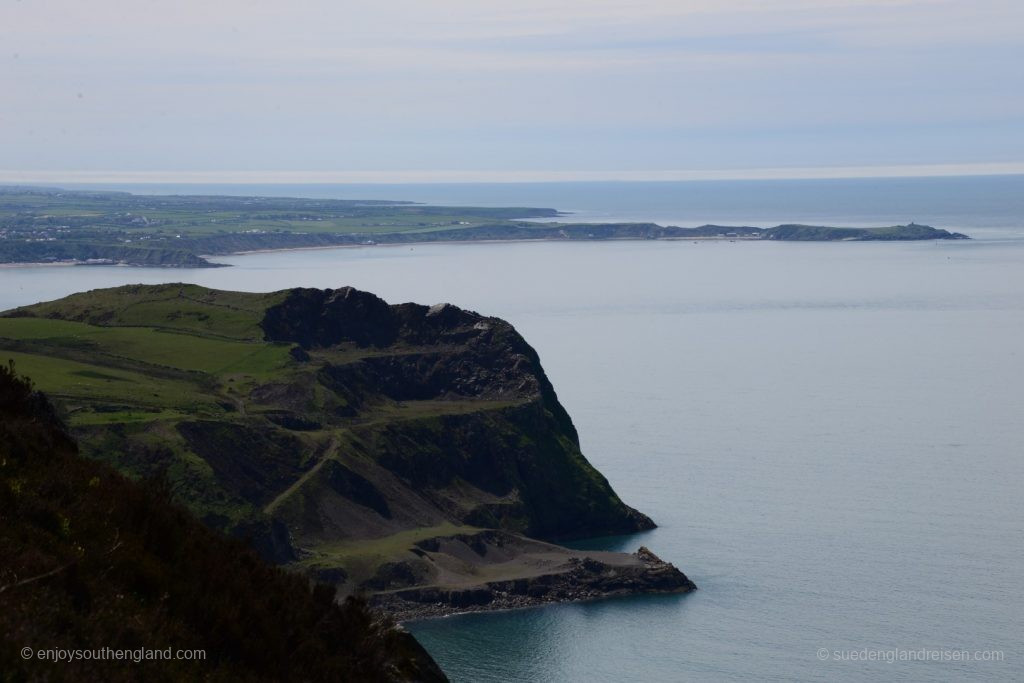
[2, 176, 1023, 681]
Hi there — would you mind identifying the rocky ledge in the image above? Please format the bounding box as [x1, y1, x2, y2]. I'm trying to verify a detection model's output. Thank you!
[369, 532, 695, 621]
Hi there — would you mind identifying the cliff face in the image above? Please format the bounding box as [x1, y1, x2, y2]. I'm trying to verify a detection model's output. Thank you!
[0, 284, 688, 615]
[0, 363, 447, 682]
[259, 287, 654, 544]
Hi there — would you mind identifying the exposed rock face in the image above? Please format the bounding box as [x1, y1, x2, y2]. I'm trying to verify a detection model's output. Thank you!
[265, 287, 551, 400]
[259, 286, 655, 544]
[262, 287, 401, 348]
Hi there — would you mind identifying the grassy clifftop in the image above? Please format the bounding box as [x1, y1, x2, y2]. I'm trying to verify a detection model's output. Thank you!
[0, 285, 664, 607]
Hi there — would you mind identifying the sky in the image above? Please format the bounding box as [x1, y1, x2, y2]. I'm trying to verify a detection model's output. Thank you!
[2, 0, 1023, 182]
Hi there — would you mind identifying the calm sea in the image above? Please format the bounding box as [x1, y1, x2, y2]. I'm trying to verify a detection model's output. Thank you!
[3, 177, 1023, 681]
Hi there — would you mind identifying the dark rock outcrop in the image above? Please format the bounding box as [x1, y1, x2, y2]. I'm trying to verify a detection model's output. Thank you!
[262, 287, 400, 348]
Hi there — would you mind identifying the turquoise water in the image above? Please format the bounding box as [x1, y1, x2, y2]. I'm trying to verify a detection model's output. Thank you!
[3, 177, 1024, 680]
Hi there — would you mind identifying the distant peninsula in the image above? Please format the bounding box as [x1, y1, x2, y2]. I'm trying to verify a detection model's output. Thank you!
[0, 186, 969, 268]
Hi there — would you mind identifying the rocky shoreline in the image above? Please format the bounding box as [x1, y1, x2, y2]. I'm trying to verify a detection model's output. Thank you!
[372, 546, 696, 621]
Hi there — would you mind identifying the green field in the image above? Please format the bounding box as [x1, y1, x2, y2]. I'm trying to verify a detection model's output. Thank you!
[0, 286, 303, 432]
[2, 350, 214, 416]
[8, 283, 284, 339]
[0, 318, 289, 375]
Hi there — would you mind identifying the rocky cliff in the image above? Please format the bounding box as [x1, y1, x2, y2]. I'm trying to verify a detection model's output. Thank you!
[0, 284, 693, 616]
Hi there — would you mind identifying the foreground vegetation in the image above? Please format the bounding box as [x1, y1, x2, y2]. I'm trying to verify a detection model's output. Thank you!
[0, 186, 968, 267]
[0, 363, 446, 681]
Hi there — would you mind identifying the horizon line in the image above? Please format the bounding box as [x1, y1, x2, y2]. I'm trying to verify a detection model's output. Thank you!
[2, 162, 1023, 185]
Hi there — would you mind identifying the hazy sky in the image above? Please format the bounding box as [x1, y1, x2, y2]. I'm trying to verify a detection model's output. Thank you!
[2, 0, 1023, 181]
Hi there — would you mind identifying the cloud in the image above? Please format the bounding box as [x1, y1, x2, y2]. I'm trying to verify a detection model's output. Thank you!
[1, 0, 1021, 173]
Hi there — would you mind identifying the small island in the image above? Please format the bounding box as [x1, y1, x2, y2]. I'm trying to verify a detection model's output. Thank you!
[0, 186, 969, 268]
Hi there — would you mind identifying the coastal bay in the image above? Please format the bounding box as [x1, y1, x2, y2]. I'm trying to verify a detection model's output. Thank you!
[2, 177, 1022, 680]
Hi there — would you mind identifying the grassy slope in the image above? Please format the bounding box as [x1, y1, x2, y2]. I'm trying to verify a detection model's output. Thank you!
[6, 283, 283, 339]
[0, 319, 288, 375]
[0, 286, 293, 429]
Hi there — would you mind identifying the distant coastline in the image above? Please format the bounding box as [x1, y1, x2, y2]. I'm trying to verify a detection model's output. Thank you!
[0, 185, 969, 268]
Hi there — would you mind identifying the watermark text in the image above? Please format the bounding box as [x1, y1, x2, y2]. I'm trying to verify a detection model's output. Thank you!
[817, 647, 1004, 664]
[22, 647, 205, 664]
